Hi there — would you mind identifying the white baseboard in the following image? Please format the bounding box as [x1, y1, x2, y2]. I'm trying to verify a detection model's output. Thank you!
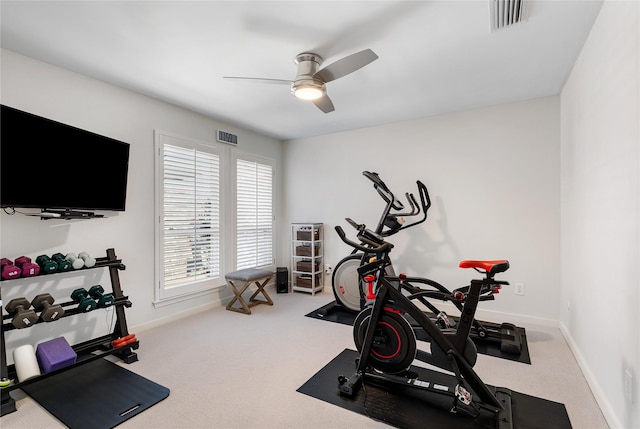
[133, 296, 223, 334]
[434, 301, 559, 329]
[134, 281, 277, 334]
[560, 323, 621, 429]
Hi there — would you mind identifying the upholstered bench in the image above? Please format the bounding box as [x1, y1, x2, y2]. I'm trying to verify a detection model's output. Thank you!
[224, 268, 274, 315]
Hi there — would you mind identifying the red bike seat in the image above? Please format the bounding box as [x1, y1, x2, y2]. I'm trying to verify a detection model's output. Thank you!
[459, 260, 509, 275]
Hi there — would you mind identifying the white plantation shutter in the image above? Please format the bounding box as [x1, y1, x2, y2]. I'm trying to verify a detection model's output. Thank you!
[236, 158, 273, 269]
[161, 142, 221, 292]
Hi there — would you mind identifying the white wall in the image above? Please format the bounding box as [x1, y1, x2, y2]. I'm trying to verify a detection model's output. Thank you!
[283, 96, 561, 324]
[0, 50, 283, 350]
[560, 2, 639, 428]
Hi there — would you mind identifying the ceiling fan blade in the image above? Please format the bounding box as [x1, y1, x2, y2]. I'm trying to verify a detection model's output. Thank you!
[313, 49, 378, 83]
[312, 94, 335, 113]
[223, 76, 292, 85]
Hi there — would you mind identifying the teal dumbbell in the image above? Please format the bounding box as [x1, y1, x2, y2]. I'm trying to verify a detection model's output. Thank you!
[88, 285, 115, 308]
[70, 288, 97, 312]
[51, 253, 72, 272]
[36, 255, 58, 274]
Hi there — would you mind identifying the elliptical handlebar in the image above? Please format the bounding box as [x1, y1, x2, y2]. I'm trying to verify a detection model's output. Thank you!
[380, 179, 431, 237]
[362, 171, 432, 237]
[389, 180, 431, 235]
[394, 192, 418, 217]
[362, 171, 404, 211]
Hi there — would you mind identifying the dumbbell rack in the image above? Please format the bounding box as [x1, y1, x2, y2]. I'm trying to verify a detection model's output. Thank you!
[0, 248, 137, 416]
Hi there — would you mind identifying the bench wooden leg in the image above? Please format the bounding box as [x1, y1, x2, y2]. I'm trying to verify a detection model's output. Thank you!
[248, 277, 274, 306]
[226, 280, 253, 314]
[225, 276, 273, 315]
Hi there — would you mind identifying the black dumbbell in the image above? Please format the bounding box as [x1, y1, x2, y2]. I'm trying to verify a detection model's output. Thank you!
[51, 253, 72, 272]
[70, 288, 97, 312]
[31, 293, 65, 322]
[5, 298, 38, 328]
[36, 255, 58, 274]
[88, 285, 115, 308]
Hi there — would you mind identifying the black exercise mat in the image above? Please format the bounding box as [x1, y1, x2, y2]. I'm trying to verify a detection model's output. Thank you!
[22, 358, 170, 429]
[305, 301, 531, 364]
[297, 348, 571, 429]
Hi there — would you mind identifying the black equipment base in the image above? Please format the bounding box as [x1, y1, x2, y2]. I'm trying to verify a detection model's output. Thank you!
[305, 301, 531, 364]
[298, 348, 571, 429]
[21, 358, 170, 429]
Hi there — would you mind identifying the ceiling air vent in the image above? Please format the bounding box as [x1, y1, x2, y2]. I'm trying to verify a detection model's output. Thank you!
[217, 129, 238, 145]
[490, 0, 527, 31]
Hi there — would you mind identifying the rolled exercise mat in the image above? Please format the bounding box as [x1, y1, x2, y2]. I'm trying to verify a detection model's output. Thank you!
[13, 344, 41, 382]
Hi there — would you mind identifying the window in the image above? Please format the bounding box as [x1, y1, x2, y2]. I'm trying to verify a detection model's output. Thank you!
[155, 131, 223, 301]
[235, 155, 274, 270]
[155, 131, 276, 305]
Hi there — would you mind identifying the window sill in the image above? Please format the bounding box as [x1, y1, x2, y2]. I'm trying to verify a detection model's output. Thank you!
[153, 285, 225, 309]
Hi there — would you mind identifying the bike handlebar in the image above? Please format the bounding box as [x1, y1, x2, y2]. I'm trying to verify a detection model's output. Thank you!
[335, 223, 393, 254]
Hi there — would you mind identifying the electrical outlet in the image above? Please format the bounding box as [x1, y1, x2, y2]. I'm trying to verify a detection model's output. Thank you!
[325, 265, 333, 275]
[625, 370, 633, 403]
[514, 283, 524, 296]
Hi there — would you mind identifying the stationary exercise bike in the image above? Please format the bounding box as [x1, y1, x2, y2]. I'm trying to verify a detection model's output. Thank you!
[332, 171, 522, 355]
[335, 220, 513, 428]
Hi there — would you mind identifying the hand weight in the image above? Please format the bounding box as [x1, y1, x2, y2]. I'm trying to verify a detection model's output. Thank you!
[5, 298, 38, 328]
[51, 253, 73, 272]
[78, 252, 96, 268]
[64, 253, 84, 270]
[70, 288, 97, 312]
[36, 255, 57, 274]
[14, 256, 40, 277]
[0, 258, 21, 280]
[88, 285, 115, 308]
[31, 293, 65, 322]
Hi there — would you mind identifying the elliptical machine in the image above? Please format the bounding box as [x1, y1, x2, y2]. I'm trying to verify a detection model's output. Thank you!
[335, 219, 514, 428]
[331, 171, 522, 355]
[331, 171, 430, 311]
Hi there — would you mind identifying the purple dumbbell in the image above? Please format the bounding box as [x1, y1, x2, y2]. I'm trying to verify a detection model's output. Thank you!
[1, 258, 21, 280]
[14, 256, 40, 277]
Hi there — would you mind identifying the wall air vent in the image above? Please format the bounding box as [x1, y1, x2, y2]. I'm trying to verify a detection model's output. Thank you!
[490, 0, 527, 31]
[216, 129, 238, 145]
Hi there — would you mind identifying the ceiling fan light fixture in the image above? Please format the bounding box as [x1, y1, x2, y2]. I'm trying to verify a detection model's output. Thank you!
[294, 85, 324, 100]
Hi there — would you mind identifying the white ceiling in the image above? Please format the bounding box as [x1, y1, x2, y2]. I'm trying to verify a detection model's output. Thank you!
[1, 1, 603, 140]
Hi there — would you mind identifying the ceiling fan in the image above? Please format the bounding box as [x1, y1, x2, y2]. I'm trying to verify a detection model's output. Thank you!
[223, 48, 378, 113]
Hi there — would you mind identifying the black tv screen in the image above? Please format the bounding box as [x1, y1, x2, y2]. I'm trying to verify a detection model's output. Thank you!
[1, 105, 130, 211]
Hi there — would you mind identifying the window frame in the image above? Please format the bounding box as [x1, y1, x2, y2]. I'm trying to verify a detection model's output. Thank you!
[233, 152, 276, 271]
[154, 130, 226, 303]
[154, 131, 277, 306]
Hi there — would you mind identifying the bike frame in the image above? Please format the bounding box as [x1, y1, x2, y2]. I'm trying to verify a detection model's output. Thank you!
[336, 224, 513, 427]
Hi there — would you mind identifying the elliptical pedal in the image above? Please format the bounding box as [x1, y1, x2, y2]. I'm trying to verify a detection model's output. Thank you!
[499, 323, 522, 354]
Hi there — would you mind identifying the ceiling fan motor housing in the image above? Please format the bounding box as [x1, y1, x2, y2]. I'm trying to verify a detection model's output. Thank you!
[291, 53, 326, 98]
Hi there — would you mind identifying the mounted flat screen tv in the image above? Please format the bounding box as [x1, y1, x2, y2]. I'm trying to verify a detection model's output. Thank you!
[1, 105, 130, 213]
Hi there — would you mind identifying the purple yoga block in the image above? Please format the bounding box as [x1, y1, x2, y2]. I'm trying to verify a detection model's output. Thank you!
[36, 337, 77, 373]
